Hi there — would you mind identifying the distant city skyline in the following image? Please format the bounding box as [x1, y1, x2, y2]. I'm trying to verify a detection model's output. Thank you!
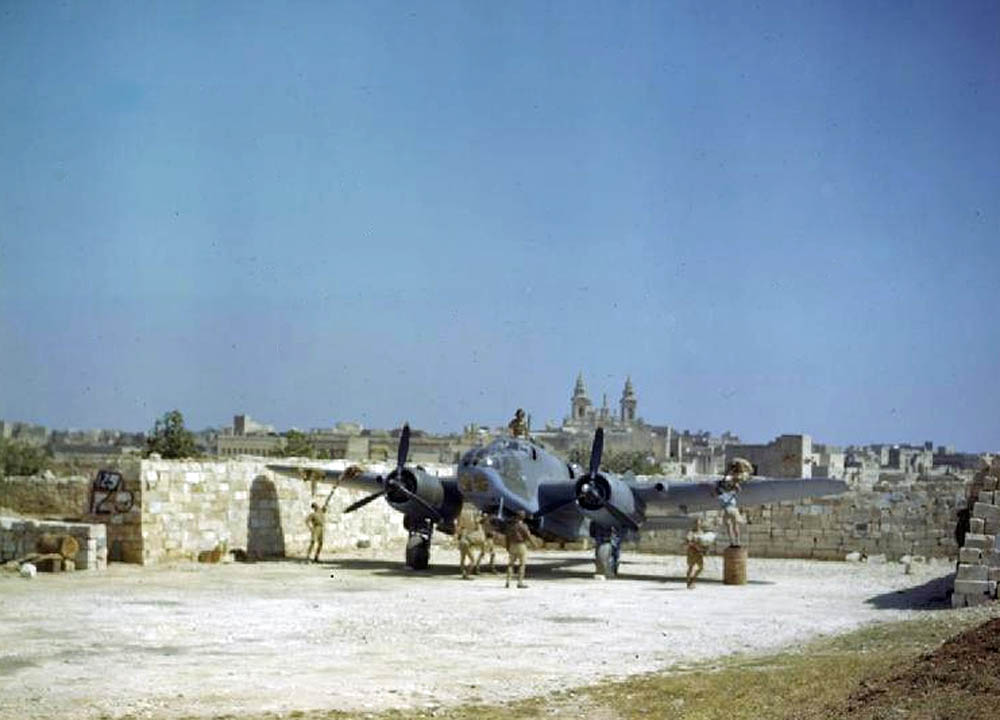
[0, 374, 985, 455]
[2, 2, 998, 451]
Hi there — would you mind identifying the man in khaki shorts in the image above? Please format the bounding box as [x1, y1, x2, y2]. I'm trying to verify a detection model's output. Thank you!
[685, 518, 714, 588]
[504, 510, 532, 589]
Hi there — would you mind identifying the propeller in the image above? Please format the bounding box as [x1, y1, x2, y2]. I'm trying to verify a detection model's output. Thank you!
[342, 424, 443, 522]
[588, 427, 604, 478]
[573, 427, 640, 532]
[343, 490, 386, 513]
[397, 422, 410, 472]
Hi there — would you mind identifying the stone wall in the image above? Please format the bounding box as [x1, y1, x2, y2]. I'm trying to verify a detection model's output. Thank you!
[0, 474, 93, 517]
[0, 517, 107, 570]
[636, 473, 969, 561]
[138, 459, 411, 564]
[0, 463, 142, 564]
[1, 462, 974, 567]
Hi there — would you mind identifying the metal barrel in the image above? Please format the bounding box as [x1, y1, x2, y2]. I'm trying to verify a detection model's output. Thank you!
[723, 545, 748, 585]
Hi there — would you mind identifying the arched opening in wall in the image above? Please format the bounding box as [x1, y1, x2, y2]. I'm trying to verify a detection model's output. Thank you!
[247, 476, 285, 560]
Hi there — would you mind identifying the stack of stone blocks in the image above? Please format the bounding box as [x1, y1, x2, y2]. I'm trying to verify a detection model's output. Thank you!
[952, 464, 1000, 608]
[0, 517, 107, 570]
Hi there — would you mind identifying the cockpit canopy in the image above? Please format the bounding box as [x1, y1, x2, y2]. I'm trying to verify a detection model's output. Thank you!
[461, 437, 541, 466]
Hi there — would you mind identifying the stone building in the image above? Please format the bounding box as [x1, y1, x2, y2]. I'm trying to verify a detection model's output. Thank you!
[564, 373, 643, 432]
[529, 374, 675, 465]
[811, 443, 846, 479]
[0, 420, 50, 446]
[888, 445, 934, 474]
[726, 434, 813, 478]
[217, 414, 284, 457]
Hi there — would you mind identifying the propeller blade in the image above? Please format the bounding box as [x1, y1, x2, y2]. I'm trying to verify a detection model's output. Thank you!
[343, 490, 386, 513]
[397, 423, 410, 471]
[536, 497, 578, 517]
[588, 427, 604, 478]
[386, 475, 444, 523]
[604, 501, 640, 532]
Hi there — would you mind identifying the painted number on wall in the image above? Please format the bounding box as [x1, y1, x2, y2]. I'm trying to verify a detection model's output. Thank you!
[91, 470, 134, 514]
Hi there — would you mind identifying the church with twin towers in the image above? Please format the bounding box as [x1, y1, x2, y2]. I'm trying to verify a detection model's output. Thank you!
[527, 373, 674, 463]
[563, 372, 640, 431]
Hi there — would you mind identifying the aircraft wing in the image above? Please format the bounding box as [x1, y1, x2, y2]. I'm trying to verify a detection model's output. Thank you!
[266, 463, 383, 492]
[633, 475, 848, 514]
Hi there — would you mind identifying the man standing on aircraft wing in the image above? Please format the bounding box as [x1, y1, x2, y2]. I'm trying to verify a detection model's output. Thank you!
[504, 510, 532, 589]
[717, 458, 752, 547]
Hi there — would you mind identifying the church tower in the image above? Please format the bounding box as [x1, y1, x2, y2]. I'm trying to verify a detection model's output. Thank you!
[619, 376, 637, 425]
[570, 372, 592, 422]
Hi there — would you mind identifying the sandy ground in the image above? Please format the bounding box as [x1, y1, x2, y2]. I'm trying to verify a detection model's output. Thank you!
[0, 547, 956, 719]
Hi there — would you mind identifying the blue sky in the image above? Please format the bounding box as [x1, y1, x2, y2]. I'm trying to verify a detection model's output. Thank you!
[1, 1, 998, 450]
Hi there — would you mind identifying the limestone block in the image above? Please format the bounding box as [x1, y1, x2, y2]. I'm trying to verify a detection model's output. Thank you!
[973, 503, 1000, 523]
[959, 547, 983, 564]
[985, 519, 1000, 536]
[963, 533, 992, 551]
[979, 491, 995, 505]
[969, 518, 985, 534]
[990, 567, 1000, 583]
[953, 579, 990, 596]
[982, 477, 999, 491]
[956, 564, 989, 582]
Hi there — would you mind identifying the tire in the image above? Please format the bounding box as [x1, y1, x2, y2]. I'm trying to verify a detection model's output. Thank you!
[596, 542, 617, 578]
[406, 540, 430, 570]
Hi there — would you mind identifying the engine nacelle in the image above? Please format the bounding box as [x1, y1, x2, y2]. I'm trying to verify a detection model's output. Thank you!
[385, 467, 461, 525]
[574, 473, 641, 529]
[385, 467, 442, 511]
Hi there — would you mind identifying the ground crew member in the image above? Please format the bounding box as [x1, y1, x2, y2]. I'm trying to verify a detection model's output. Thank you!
[455, 510, 481, 579]
[685, 518, 711, 589]
[717, 458, 752, 547]
[504, 510, 532, 588]
[508, 408, 528, 438]
[305, 485, 335, 563]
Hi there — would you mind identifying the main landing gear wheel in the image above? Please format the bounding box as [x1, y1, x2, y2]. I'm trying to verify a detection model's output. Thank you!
[404, 516, 434, 570]
[596, 542, 618, 579]
[405, 534, 430, 569]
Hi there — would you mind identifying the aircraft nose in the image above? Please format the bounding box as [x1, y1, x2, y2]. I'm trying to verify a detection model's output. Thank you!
[458, 465, 497, 496]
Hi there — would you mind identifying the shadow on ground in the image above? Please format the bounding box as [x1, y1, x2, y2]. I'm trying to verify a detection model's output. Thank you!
[865, 573, 954, 610]
[322, 556, 775, 585]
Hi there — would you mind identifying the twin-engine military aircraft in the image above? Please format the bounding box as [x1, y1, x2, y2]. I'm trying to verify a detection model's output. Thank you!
[269, 424, 847, 577]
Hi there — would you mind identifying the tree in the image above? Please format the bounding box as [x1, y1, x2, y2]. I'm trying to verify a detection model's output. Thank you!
[146, 410, 197, 459]
[0, 438, 50, 477]
[602, 450, 661, 475]
[567, 446, 661, 475]
[282, 429, 316, 458]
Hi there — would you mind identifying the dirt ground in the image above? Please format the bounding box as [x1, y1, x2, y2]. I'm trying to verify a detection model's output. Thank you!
[0, 547, 957, 720]
[837, 616, 1000, 720]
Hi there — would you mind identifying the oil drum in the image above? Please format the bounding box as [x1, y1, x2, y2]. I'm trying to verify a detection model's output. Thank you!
[723, 545, 748, 585]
